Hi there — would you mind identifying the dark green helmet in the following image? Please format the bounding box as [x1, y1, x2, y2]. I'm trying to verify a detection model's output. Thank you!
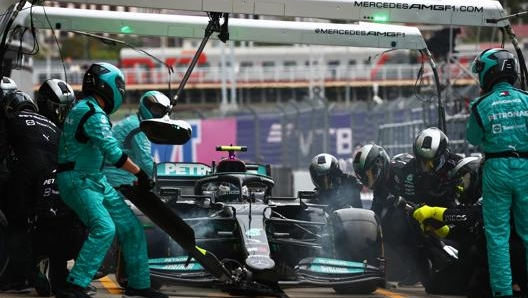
[471, 48, 518, 92]
[82, 62, 125, 114]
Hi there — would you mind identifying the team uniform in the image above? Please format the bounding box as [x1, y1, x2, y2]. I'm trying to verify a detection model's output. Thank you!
[32, 170, 87, 294]
[353, 136, 462, 286]
[104, 114, 153, 186]
[55, 63, 166, 298]
[56, 96, 150, 289]
[467, 82, 528, 297]
[0, 103, 58, 292]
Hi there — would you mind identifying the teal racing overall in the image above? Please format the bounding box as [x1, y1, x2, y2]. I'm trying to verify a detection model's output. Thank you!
[104, 114, 153, 187]
[56, 97, 150, 289]
[466, 82, 528, 297]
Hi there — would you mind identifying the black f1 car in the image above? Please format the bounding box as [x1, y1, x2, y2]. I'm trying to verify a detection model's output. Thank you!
[108, 146, 385, 297]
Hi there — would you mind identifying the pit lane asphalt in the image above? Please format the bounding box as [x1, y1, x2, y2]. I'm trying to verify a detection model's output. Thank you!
[1, 275, 467, 298]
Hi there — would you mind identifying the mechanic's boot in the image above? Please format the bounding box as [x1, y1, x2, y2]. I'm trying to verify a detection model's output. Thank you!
[34, 272, 51, 297]
[55, 282, 91, 298]
[123, 287, 169, 298]
[34, 259, 51, 297]
[84, 284, 97, 296]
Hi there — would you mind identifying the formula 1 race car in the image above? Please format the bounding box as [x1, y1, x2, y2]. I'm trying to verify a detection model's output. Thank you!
[108, 146, 385, 297]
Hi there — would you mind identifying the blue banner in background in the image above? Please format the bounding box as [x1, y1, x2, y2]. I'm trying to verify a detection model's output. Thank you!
[236, 111, 357, 165]
[237, 114, 284, 165]
[152, 111, 376, 168]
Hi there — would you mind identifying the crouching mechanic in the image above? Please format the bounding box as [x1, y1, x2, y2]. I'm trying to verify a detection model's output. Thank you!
[309, 153, 363, 210]
[0, 90, 60, 294]
[353, 144, 432, 286]
[32, 79, 94, 296]
[0, 77, 17, 197]
[55, 62, 168, 298]
[412, 156, 526, 298]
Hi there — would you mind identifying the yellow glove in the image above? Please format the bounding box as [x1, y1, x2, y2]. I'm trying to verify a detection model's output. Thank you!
[425, 224, 450, 238]
[412, 205, 447, 223]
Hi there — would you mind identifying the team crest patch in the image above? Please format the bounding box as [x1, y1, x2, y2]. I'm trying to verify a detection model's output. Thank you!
[492, 124, 502, 133]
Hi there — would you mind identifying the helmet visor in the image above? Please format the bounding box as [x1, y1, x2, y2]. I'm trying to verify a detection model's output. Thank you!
[355, 168, 367, 186]
[116, 76, 126, 98]
[145, 101, 170, 118]
[315, 174, 332, 191]
[48, 100, 72, 122]
[151, 104, 169, 118]
[355, 167, 375, 188]
[471, 57, 483, 74]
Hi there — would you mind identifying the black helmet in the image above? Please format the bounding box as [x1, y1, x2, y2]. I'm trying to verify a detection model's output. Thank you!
[353, 143, 390, 188]
[450, 156, 482, 205]
[2, 90, 38, 118]
[309, 153, 342, 191]
[414, 127, 449, 172]
[37, 79, 75, 126]
[472, 48, 518, 92]
[82, 62, 125, 114]
[138, 90, 171, 120]
[0, 77, 17, 99]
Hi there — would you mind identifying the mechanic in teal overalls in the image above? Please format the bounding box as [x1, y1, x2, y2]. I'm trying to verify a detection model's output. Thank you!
[55, 62, 168, 298]
[104, 90, 171, 186]
[466, 48, 528, 298]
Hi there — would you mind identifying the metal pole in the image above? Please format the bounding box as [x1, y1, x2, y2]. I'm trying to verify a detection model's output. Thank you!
[220, 43, 228, 108]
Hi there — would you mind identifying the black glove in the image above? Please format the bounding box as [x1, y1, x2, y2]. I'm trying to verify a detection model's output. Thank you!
[135, 169, 154, 192]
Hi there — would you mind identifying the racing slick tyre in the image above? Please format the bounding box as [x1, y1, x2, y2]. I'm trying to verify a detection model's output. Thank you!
[330, 208, 384, 294]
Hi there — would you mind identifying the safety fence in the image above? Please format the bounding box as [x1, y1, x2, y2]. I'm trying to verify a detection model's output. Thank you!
[378, 113, 477, 157]
[217, 90, 477, 172]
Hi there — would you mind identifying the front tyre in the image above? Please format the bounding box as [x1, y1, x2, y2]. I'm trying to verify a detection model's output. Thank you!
[330, 208, 384, 294]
